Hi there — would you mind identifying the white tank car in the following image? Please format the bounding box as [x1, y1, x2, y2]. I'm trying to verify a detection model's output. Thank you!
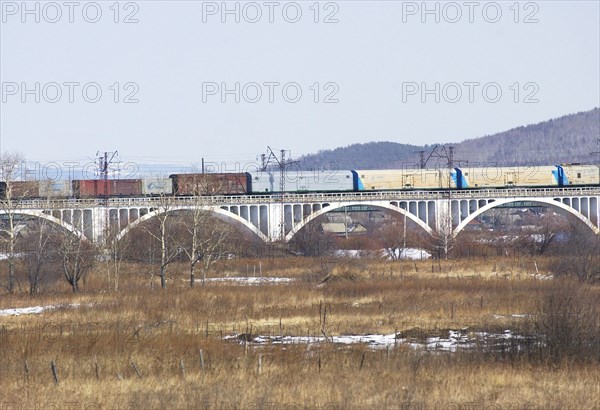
[250, 169, 354, 193]
[141, 177, 173, 196]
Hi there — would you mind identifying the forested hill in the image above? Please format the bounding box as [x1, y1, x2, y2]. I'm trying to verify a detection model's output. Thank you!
[295, 142, 427, 170]
[454, 108, 600, 166]
[297, 108, 600, 169]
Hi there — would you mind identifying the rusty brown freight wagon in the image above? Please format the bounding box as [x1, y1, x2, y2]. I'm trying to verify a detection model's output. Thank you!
[170, 173, 250, 195]
[73, 179, 143, 198]
[6, 181, 41, 198]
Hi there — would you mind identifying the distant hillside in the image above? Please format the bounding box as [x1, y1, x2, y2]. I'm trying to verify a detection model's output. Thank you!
[297, 108, 600, 169]
[455, 108, 600, 166]
[296, 142, 427, 170]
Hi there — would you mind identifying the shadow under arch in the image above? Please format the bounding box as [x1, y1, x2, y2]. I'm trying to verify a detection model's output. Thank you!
[454, 198, 600, 237]
[115, 205, 269, 242]
[285, 201, 434, 242]
[0, 209, 85, 240]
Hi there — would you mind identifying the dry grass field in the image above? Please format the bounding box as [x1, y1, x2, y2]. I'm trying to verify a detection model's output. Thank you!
[1, 256, 599, 409]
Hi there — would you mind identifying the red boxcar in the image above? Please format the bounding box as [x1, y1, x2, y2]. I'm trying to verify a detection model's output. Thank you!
[170, 173, 250, 195]
[73, 179, 143, 198]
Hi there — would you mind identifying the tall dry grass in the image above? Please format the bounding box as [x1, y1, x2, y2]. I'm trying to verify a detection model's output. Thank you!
[1, 256, 599, 409]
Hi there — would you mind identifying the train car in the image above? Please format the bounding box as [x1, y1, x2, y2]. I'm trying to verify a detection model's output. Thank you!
[455, 166, 558, 189]
[0, 180, 72, 199]
[250, 170, 354, 193]
[352, 168, 455, 191]
[557, 164, 600, 187]
[141, 177, 173, 196]
[73, 179, 143, 198]
[6, 181, 41, 198]
[170, 173, 250, 196]
[38, 180, 73, 198]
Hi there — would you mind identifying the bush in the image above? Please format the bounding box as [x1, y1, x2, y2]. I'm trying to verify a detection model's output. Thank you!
[550, 221, 600, 283]
[533, 279, 600, 364]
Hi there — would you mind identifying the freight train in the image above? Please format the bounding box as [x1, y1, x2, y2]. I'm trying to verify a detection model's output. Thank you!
[1, 164, 598, 199]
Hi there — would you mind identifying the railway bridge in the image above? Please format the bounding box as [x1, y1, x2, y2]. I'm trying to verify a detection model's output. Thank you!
[2, 187, 600, 244]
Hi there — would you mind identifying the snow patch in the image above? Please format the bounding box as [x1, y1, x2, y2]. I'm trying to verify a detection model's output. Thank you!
[334, 248, 431, 260]
[494, 314, 532, 319]
[334, 250, 365, 258]
[225, 329, 534, 352]
[0, 303, 82, 317]
[0, 253, 25, 261]
[385, 248, 431, 260]
[205, 277, 294, 285]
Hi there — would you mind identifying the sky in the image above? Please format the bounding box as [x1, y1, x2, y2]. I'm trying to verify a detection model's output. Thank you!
[1, 0, 599, 175]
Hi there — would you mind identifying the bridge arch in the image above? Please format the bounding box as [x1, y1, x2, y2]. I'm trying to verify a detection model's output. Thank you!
[285, 201, 434, 242]
[115, 205, 268, 242]
[453, 198, 600, 237]
[0, 209, 85, 239]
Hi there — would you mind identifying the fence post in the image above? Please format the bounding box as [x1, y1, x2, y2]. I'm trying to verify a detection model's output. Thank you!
[258, 354, 262, 375]
[24, 360, 30, 382]
[131, 360, 142, 378]
[50, 360, 59, 385]
[199, 349, 205, 372]
[179, 359, 185, 377]
[94, 356, 99, 380]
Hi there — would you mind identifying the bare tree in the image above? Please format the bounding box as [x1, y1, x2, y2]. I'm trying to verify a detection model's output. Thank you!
[175, 174, 233, 287]
[142, 194, 183, 289]
[16, 183, 71, 294]
[552, 219, 600, 283]
[378, 214, 408, 260]
[430, 211, 455, 260]
[103, 227, 132, 291]
[378, 217, 431, 261]
[180, 210, 231, 287]
[57, 230, 98, 292]
[17, 217, 56, 294]
[289, 215, 336, 257]
[0, 152, 31, 293]
[516, 211, 566, 255]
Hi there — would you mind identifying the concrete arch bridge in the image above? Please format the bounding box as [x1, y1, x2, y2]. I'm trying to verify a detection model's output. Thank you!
[1, 187, 599, 244]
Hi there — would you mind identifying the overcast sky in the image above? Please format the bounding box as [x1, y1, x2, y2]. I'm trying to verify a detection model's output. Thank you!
[1, 0, 599, 172]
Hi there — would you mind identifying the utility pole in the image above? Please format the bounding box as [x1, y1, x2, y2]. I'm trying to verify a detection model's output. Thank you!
[259, 153, 268, 172]
[258, 147, 298, 242]
[344, 206, 348, 240]
[96, 151, 118, 195]
[426, 145, 462, 258]
[403, 211, 407, 250]
[279, 149, 286, 195]
[415, 150, 426, 169]
[414, 146, 438, 170]
[95, 151, 118, 244]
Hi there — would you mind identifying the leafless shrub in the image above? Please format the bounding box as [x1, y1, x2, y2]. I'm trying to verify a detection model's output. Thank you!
[288, 215, 336, 257]
[16, 218, 59, 294]
[57, 231, 99, 292]
[550, 220, 600, 283]
[532, 279, 600, 364]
